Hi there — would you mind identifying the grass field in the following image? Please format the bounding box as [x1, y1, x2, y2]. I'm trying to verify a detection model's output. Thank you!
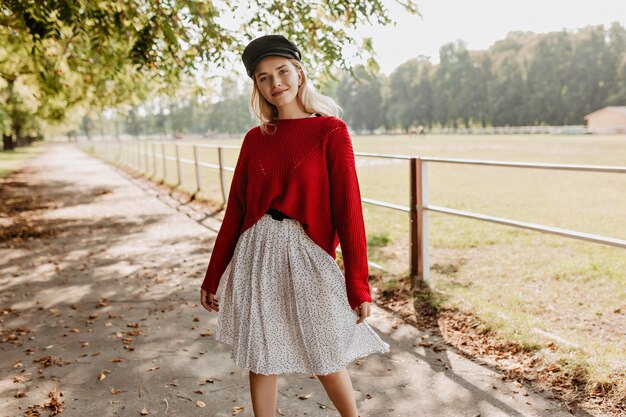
[0, 142, 47, 178]
[85, 133, 626, 397]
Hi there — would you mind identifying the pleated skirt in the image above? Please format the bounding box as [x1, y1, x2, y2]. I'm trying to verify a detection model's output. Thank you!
[214, 213, 390, 375]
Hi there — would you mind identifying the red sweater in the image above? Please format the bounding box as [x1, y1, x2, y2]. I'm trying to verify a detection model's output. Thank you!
[201, 115, 372, 310]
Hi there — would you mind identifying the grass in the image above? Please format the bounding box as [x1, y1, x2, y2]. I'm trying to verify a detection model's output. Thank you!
[0, 142, 46, 178]
[79, 133, 626, 400]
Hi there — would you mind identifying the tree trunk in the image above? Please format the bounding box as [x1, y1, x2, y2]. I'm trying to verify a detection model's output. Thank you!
[3, 133, 15, 150]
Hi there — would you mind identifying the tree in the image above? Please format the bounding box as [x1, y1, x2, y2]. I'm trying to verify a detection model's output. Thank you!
[0, 0, 419, 148]
[336, 65, 384, 133]
[434, 41, 476, 128]
[386, 57, 433, 132]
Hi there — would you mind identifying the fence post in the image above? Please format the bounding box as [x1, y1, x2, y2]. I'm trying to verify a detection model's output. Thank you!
[151, 142, 157, 178]
[128, 140, 132, 169]
[192, 144, 201, 197]
[409, 158, 419, 285]
[410, 157, 430, 288]
[417, 158, 430, 286]
[143, 140, 149, 175]
[217, 147, 227, 206]
[174, 142, 181, 187]
[136, 140, 140, 171]
[129, 140, 134, 169]
[161, 142, 167, 184]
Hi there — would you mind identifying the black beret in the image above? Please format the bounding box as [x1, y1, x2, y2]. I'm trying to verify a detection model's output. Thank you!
[242, 35, 302, 79]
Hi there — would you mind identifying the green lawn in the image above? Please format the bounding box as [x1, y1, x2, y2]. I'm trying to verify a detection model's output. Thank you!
[0, 142, 47, 178]
[82, 133, 626, 392]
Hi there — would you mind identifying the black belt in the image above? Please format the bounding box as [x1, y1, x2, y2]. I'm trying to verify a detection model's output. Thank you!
[266, 207, 291, 221]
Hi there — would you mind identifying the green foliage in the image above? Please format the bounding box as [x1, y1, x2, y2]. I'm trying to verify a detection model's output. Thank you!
[332, 23, 626, 131]
[0, 0, 419, 145]
[336, 64, 384, 132]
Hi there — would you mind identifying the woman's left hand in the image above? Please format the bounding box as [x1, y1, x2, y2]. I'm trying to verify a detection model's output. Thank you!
[353, 302, 371, 324]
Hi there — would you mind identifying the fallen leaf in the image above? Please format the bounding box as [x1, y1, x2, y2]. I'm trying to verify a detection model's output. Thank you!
[127, 328, 142, 336]
[24, 405, 42, 416]
[33, 355, 71, 368]
[41, 388, 64, 415]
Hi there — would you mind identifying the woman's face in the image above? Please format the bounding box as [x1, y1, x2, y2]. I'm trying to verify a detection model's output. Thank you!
[254, 56, 302, 109]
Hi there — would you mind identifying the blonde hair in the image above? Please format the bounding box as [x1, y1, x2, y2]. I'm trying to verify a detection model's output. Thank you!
[249, 58, 343, 135]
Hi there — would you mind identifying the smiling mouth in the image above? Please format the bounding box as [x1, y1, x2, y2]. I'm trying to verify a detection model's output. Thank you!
[272, 90, 287, 96]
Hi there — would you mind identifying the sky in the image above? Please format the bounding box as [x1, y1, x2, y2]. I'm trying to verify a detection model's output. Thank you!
[209, 0, 626, 94]
[353, 0, 626, 75]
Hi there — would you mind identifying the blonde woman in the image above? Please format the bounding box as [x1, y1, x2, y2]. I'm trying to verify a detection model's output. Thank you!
[200, 34, 389, 417]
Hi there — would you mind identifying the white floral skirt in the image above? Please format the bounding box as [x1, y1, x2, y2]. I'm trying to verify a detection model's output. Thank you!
[214, 213, 390, 375]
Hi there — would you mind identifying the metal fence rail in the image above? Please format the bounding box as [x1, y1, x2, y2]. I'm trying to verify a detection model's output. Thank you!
[80, 137, 626, 289]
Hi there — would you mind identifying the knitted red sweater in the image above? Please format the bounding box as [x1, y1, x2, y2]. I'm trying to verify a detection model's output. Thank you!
[201, 115, 372, 310]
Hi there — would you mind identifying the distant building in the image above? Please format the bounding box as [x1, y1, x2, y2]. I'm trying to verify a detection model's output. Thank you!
[584, 106, 626, 133]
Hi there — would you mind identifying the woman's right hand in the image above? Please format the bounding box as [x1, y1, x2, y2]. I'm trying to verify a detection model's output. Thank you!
[200, 289, 220, 312]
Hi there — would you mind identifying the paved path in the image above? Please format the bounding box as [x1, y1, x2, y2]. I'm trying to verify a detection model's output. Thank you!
[0, 143, 587, 417]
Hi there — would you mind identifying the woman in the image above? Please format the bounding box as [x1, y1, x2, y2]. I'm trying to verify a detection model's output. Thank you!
[200, 34, 390, 417]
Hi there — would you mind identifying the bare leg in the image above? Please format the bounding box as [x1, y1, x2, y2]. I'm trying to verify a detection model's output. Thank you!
[249, 371, 278, 417]
[315, 367, 359, 417]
